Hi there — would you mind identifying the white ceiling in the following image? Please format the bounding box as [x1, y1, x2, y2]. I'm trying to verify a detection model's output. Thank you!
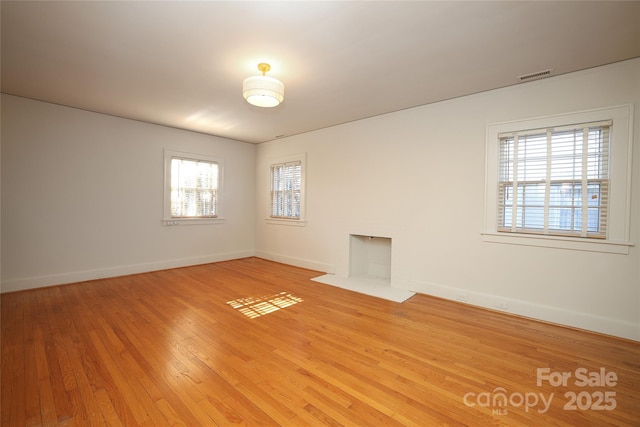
[2, 1, 639, 144]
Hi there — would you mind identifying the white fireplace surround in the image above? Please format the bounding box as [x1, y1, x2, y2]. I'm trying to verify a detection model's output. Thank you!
[349, 234, 392, 281]
[312, 234, 415, 303]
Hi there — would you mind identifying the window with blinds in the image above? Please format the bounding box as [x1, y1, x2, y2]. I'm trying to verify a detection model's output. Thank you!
[498, 121, 610, 238]
[170, 156, 219, 218]
[270, 160, 301, 219]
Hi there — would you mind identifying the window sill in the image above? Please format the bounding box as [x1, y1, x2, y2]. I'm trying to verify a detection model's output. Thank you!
[162, 218, 225, 226]
[481, 232, 633, 254]
[265, 218, 306, 227]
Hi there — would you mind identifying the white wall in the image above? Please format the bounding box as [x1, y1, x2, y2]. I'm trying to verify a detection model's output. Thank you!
[2, 60, 638, 340]
[256, 59, 640, 340]
[1, 94, 256, 292]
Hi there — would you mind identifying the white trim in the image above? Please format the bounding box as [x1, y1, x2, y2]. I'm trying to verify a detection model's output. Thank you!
[481, 232, 633, 255]
[162, 218, 225, 226]
[163, 149, 225, 224]
[266, 152, 306, 224]
[254, 250, 328, 273]
[407, 278, 639, 341]
[264, 218, 307, 227]
[0, 250, 254, 293]
[484, 105, 634, 252]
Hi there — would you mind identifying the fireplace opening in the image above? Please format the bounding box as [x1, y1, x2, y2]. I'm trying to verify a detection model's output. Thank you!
[349, 235, 392, 283]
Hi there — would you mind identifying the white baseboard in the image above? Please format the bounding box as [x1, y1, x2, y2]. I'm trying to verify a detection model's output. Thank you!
[4, 251, 637, 342]
[0, 250, 255, 293]
[407, 279, 639, 342]
[254, 250, 329, 273]
[255, 254, 638, 341]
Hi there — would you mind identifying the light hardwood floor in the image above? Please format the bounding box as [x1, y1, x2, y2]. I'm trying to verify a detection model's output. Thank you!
[2, 257, 639, 426]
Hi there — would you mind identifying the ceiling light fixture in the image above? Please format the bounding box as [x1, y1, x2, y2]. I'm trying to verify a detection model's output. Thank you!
[243, 63, 284, 108]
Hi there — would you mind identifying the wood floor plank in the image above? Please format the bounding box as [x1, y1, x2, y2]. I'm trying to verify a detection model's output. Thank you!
[2, 257, 639, 426]
[22, 294, 41, 427]
[94, 388, 124, 427]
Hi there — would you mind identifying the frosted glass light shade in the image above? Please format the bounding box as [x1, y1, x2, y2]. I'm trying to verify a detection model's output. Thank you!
[242, 75, 284, 107]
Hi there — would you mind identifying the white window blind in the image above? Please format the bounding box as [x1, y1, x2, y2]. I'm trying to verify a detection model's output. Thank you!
[270, 161, 301, 219]
[171, 157, 219, 218]
[498, 121, 610, 238]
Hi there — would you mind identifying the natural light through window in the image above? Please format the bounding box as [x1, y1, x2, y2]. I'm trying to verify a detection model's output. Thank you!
[498, 121, 610, 238]
[483, 105, 633, 254]
[270, 161, 302, 219]
[265, 153, 306, 225]
[171, 157, 219, 218]
[226, 292, 303, 319]
[163, 149, 224, 225]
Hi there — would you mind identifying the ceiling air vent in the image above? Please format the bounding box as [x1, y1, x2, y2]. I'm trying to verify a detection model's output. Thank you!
[517, 69, 553, 82]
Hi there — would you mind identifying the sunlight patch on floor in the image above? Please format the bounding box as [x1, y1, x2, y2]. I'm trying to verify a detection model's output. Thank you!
[226, 292, 303, 319]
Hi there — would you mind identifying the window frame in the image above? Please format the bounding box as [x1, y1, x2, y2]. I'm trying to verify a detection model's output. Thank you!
[163, 149, 224, 226]
[497, 121, 610, 239]
[265, 153, 306, 226]
[483, 105, 634, 254]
